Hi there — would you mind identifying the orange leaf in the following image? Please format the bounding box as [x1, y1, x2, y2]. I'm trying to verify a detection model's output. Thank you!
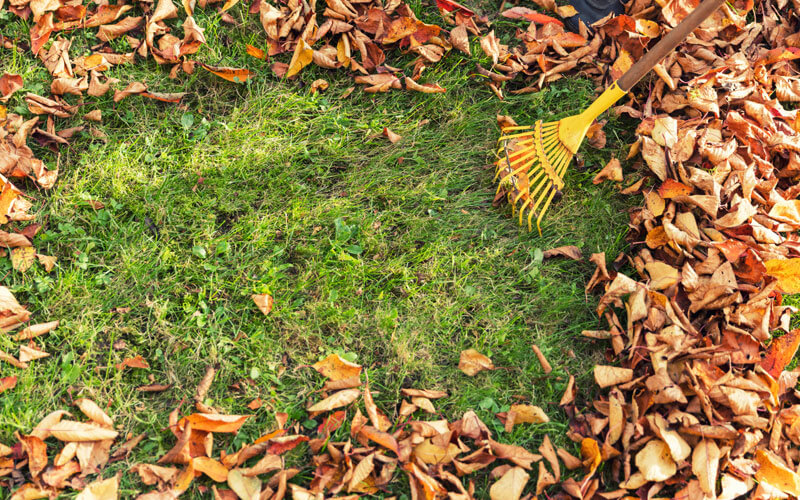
[200, 63, 253, 83]
[183, 413, 250, 433]
[246, 44, 266, 60]
[116, 355, 150, 370]
[312, 354, 362, 381]
[192, 456, 229, 482]
[760, 330, 800, 379]
[0, 376, 16, 394]
[359, 425, 399, 454]
[657, 178, 692, 199]
[246, 398, 263, 410]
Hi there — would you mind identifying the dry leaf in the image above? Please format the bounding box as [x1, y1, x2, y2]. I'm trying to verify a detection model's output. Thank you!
[490, 466, 529, 500]
[458, 349, 494, 376]
[382, 127, 402, 143]
[251, 293, 273, 315]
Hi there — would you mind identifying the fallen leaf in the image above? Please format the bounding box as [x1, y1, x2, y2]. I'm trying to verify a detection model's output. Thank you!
[50, 421, 119, 442]
[11, 246, 36, 272]
[382, 127, 402, 143]
[542, 246, 582, 260]
[490, 466, 529, 500]
[308, 388, 361, 412]
[200, 63, 253, 83]
[286, 39, 313, 78]
[75, 475, 119, 500]
[635, 439, 676, 482]
[251, 293, 273, 315]
[458, 349, 494, 376]
[312, 354, 362, 381]
[116, 355, 150, 371]
[593, 365, 633, 388]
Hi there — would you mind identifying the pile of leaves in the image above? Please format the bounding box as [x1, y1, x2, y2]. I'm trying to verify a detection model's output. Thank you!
[0, 285, 59, 395]
[3, 354, 579, 498]
[494, 0, 800, 497]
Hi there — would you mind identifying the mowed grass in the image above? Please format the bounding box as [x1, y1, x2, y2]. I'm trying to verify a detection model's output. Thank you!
[1, 2, 637, 496]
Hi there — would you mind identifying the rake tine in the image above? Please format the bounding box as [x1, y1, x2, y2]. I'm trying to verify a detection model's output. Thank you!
[535, 188, 559, 235]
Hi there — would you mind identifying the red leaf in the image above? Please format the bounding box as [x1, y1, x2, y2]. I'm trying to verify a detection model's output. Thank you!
[318, 410, 346, 435]
[435, 0, 475, 17]
[500, 7, 563, 25]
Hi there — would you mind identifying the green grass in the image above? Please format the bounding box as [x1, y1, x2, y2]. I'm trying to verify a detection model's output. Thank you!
[1, 1, 639, 496]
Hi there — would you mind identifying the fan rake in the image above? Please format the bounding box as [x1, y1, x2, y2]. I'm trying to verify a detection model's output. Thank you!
[494, 0, 727, 234]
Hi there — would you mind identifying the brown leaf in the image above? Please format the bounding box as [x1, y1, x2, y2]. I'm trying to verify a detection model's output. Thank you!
[542, 246, 582, 260]
[251, 293, 273, 315]
[13, 321, 59, 341]
[692, 439, 719, 496]
[116, 355, 150, 371]
[19, 434, 48, 477]
[50, 421, 119, 442]
[348, 453, 375, 492]
[401, 388, 447, 399]
[458, 349, 494, 376]
[359, 425, 399, 454]
[130, 464, 178, 486]
[113, 81, 147, 102]
[450, 25, 470, 55]
[0, 74, 23, 102]
[308, 388, 360, 412]
[19, 345, 50, 363]
[75, 398, 114, 428]
[593, 365, 633, 388]
[593, 158, 623, 184]
[480, 30, 500, 65]
[382, 127, 402, 143]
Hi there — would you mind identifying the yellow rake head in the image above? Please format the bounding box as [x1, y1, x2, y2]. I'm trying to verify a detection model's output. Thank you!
[495, 120, 573, 235]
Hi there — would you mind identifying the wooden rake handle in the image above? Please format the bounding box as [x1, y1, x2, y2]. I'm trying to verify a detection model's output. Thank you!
[617, 0, 727, 92]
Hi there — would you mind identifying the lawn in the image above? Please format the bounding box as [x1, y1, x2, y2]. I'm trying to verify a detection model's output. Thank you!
[1, 0, 637, 496]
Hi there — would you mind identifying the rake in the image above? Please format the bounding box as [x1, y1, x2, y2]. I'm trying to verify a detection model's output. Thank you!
[496, 0, 726, 234]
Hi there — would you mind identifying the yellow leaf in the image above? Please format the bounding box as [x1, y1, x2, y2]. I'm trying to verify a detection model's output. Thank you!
[766, 259, 800, 293]
[75, 475, 119, 500]
[755, 449, 800, 496]
[227, 469, 261, 500]
[312, 354, 362, 381]
[11, 246, 36, 272]
[286, 39, 313, 78]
